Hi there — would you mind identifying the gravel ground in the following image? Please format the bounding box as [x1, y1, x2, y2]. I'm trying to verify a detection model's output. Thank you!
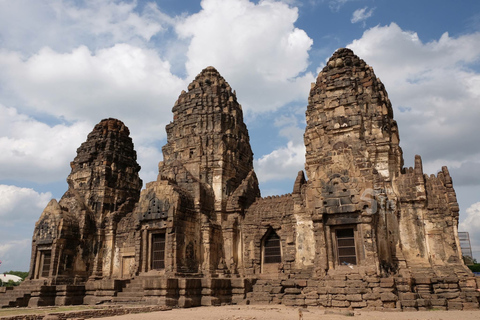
[91, 305, 480, 320]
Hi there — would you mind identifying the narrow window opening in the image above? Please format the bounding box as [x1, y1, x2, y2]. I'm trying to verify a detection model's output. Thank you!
[336, 228, 357, 265]
[41, 251, 52, 278]
[263, 232, 281, 264]
[151, 233, 166, 270]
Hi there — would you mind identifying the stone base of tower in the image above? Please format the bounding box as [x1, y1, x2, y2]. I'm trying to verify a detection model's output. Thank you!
[2, 271, 479, 310]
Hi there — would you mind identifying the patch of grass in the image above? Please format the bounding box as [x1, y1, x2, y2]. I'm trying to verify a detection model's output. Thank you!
[0, 305, 98, 317]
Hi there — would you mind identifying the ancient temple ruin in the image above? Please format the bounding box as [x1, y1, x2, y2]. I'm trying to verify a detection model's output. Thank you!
[1, 48, 478, 310]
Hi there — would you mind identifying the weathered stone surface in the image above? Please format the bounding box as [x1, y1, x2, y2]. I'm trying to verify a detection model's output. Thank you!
[27, 118, 142, 287]
[3, 50, 477, 311]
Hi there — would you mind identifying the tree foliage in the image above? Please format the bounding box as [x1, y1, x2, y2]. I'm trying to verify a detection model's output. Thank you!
[4, 270, 29, 280]
[468, 263, 480, 273]
[0, 270, 28, 286]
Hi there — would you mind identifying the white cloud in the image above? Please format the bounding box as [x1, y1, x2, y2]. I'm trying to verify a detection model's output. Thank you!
[255, 140, 306, 182]
[329, 0, 354, 12]
[176, 0, 315, 113]
[0, 44, 183, 126]
[0, 239, 31, 272]
[351, 7, 374, 25]
[347, 23, 480, 178]
[0, 185, 51, 224]
[0, 0, 316, 190]
[56, 0, 168, 42]
[0, 44, 187, 145]
[0, 105, 92, 183]
[136, 144, 163, 184]
[0, 185, 46, 271]
[0, 0, 170, 54]
[254, 112, 306, 183]
[276, 0, 301, 5]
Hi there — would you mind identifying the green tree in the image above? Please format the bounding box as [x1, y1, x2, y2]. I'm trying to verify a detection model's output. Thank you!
[468, 263, 480, 273]
[4, 271, 29, 280]
[4, 280, 20, 287]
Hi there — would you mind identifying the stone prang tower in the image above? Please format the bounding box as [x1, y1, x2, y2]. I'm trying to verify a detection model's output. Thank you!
[26, 118, 141, 305]
[3, 49, 476, 311]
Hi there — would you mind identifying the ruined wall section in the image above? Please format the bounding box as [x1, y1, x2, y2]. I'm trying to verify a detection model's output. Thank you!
[28, 199, 80, 284]
[113, 179, 197, 278]
[243, 195, 296, 276]
[304, 48, 403, 271]
[395, 156, 429, 268]
[112, 210, 138, 279]
[423, 167, 463, 272]
[396, 156, 464, 275]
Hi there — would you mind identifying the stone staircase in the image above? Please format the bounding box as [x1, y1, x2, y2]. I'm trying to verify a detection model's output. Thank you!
[0, 283, 36, 308]
[112, 277, 146, 304]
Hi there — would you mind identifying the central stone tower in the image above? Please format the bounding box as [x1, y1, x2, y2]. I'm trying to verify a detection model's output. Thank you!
[113, 66, 260, 284]
[159, 66, 257, 213]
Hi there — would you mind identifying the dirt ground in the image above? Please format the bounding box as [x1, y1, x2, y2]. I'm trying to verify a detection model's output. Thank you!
[92, 305, 480, 320]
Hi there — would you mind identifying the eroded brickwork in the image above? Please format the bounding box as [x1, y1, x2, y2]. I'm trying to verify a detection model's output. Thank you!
[3, 49, 477, 311]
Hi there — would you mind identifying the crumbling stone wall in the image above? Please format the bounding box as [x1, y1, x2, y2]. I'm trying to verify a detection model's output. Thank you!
[243, 194, 296, 276]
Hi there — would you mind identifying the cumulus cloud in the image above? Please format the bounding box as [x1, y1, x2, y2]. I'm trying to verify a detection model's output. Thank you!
[0, 239, 31, 272]
[255, 140, 306, 182]
[347, 23, 480, 178]
[351, 7, 375, 25]
[0, 0, 317, 191]
[136, 144, 163, 184]
[0, 0, 170, 54]
[0, 43, 187, 146]
[0, 185, 51, 271]
[0, 185, 51, 224]
[176, 0, 315, 113]
[0, 44, 183, 129]
[255, 112, 306, 183]
[0, 105, 92, 183]
[56, 0, 169, 41]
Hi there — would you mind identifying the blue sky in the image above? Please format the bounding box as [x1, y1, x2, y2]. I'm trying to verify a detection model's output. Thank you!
[1, 0, 480, 271]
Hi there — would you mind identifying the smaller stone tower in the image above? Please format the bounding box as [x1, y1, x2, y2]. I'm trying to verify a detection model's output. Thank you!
[28, 118, 142, 285]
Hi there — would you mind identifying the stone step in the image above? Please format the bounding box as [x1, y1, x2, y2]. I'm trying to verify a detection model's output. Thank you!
[120, 288, 142, 293]
[116, 291, 144, 298]
[0, 292, 31, 308]
[112, 296, 145, 303]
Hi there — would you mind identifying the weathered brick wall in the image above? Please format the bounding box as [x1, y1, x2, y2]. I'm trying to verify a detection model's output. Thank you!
[247, 274, 480, 310]
[243, 195, 296, 276]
